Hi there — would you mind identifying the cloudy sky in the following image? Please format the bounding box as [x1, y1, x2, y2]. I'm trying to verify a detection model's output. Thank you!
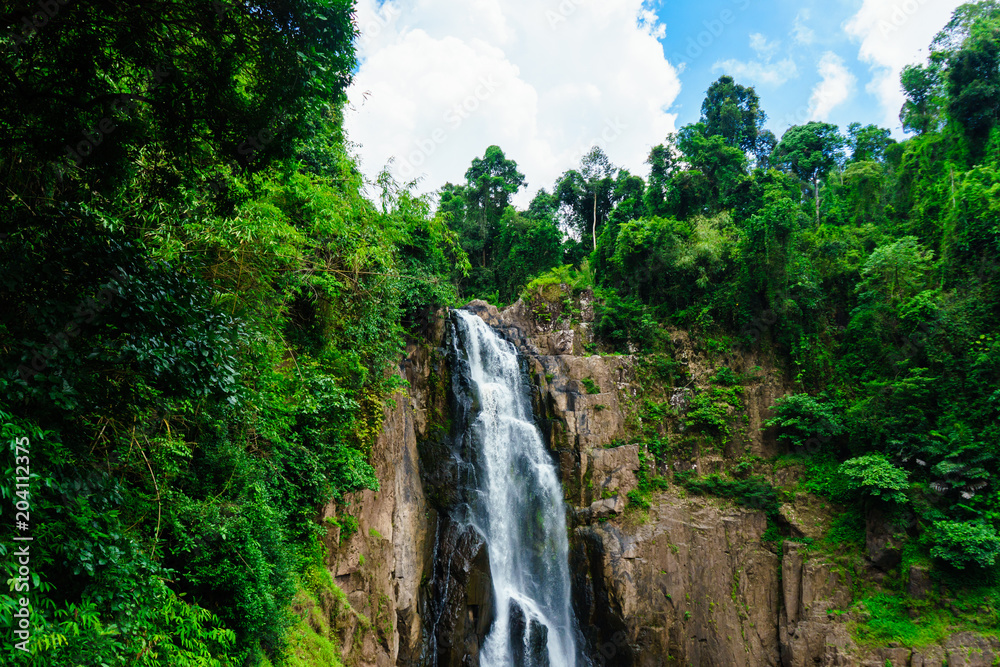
[344, 0, 966, 207]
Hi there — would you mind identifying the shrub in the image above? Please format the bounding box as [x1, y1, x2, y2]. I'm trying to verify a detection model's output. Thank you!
[930, 521, 1000, 569]
[764, 393, 843, 449]
[839, 454, 910, 504]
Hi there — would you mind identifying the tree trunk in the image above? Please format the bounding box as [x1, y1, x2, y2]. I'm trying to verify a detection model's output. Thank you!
[592, 194, 597, 251]
[814, 176, 820, 225]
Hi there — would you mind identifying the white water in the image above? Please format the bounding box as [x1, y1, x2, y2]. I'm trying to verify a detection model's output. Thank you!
[453, 310, 580, 667]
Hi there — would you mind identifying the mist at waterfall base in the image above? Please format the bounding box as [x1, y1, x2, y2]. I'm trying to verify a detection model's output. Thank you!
[449, 309, 587, 667]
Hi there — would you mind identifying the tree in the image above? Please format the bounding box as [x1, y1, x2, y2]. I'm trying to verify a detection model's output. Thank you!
[526, 188, 560, 221]
[930, 521, 1000, 569]
[753, 130, 778, 170]
[677, 123, 749, 214]
[556, 146, 618, 251]
[463, 145, 526, 265]
[839, 454, 910, 504]
[846, 123, 894, 162]
[0, 0, 357, 212]
[771, 122, 845, 223]
[841, 161, 887, 224]
[494, 209, 563, 302]
[945, 20, 1000, 153]
[644, 142, 681, 216]
[700, 75, 768, 155]
[900, 62, 946, 135]
[856, 236, 934, 304]
[764, 393, 844, 448]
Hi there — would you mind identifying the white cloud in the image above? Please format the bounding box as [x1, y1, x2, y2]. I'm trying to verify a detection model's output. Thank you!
[792, 10, 815, 45]
[808, 52, 856, 120]
[844, 0, 966, 132]
[749, 33, 781, 61]
[713, 33, 797, 87]
[346, 0, 680, 206]
[713, 57, 798, 87]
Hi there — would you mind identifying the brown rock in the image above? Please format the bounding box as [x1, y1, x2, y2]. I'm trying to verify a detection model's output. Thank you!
[866, 505, 904, 571]
[575, 492, 781, 667]
[912, 645, 946, 667]
[907, 564, 933, 600]
[588, 444, 640, 502]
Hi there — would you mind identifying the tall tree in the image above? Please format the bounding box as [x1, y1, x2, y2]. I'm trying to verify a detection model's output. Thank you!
[847, 123, 895, 163]
[771, 122, 845, 223]
[677, 122, 749, 214]
[753, 129, 779, 170]
[700, 75, 768, 155]
[644, 142, 681, 216]
[900, 62, 946, 135]
[462, 145, 526, 266]
[556, 146, 618, 251]
[944, 14, 1000, 154]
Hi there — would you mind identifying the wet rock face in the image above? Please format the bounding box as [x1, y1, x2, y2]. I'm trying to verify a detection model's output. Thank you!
[321, 365, 432, 667]
[508, 602, 550, 667]
[574, 495, 782, 667]
[865, 505, 905, 571]
[423, 520, 493, 667]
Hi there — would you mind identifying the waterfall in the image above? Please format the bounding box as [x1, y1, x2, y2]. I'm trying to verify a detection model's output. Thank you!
[451, 309, 583, 667]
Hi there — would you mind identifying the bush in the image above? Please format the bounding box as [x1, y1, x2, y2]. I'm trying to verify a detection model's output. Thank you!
[521, 262, 594, 301]
[764, 393, 843, 449]
[839, 454, 910, 504]
[593, 291, 660, 352]
[677, 472, 781, 517]
[930, 521, 1000, 569]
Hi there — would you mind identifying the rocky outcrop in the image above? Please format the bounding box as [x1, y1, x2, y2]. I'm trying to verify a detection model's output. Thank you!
[320, 370, 432, 666]
[462, 290, 997, 667]
[316, 312, 452, 667]
[317, 294, 997, 667]
[573, 493, 782, 666]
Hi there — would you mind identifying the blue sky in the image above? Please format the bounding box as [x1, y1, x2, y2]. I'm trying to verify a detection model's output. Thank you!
[665, 0, 865, 133]
[345, 0, 966, 206]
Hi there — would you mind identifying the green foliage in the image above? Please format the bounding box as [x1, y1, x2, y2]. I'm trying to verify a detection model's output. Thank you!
[826, 512, 867, 548]
[839, 455, 911, 504]
[677, 472, 781, 522]
[930, 521, 1000, 569]
[0, 0, 466, 662]
[627, 489, 651, 510]
[854, 593, 952, 647]
[683, 387, 742, 438]
[771, 121, 846, 222]
[581, 378, 601, 395]
[338, 516, 359, 544]
[556, 147, 622, 251]
[700, 75, 769, 156]
[710, 366, 740, 386]
[764, 393, 843, 448]
[522, 263, 594, 301]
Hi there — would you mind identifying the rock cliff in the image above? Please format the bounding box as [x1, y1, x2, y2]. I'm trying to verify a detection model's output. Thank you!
[318, 289, 995, 667]
[462, 287, 998, 667]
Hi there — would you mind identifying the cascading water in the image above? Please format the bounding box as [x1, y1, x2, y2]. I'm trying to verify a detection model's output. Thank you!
[450, 308, 584, 667]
